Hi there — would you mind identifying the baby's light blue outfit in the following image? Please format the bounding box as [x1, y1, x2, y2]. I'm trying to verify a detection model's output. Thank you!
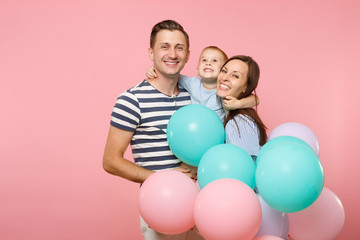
[179, 75, 225, 121]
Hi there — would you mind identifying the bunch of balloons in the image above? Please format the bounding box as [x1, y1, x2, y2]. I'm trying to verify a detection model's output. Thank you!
[138, 105, 345, 240]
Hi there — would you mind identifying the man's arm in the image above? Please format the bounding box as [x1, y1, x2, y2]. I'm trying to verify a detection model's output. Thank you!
[102, 126, 154, 184]
[103, 126, 194, 183]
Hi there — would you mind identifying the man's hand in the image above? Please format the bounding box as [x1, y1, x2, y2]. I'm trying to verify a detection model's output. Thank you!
[175, 162, 198, 181]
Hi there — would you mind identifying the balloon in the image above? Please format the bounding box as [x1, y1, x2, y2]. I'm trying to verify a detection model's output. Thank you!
[198, 144, 255, 189]
[253, 236, 284, 240]
[268, 122, 320, 156]
[194, 178, 262, 240]
[256, 142, 324, 212]
[288, 187, 345, 240]
[167, 104, 225, 166]
[257, 136, 314, 166]
[255, 194, 289, 238]
[138, 170, 199, 234]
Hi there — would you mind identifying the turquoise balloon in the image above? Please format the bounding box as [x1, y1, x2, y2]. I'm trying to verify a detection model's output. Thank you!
[257, 136, 314, 166]
[167, 105, 225, 166]
[198, 144, 256, 189]
[255, 142, 324, 213]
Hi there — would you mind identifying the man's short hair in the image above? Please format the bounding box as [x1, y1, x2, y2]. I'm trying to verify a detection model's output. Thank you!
[150, 20, 189, 49]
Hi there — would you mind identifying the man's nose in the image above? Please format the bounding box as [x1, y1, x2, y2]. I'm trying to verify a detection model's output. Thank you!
[168, 48, 177, 58]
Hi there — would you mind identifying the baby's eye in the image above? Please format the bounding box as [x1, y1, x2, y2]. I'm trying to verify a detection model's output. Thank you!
[212, 59, 218, 63]
[201, 59, 207, 62]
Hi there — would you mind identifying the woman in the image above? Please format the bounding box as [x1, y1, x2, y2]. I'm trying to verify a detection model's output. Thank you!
[216, 55, 267, 158]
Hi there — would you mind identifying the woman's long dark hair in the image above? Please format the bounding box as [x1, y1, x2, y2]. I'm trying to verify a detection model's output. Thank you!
[222, 55, 267, 146]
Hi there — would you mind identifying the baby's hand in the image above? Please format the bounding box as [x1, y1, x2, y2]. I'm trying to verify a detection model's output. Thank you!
[222, 95, 241, 110]
[146, 66, 157, 79]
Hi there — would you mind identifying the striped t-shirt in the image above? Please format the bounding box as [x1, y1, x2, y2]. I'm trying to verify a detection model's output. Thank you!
[110, 80, 191, 171]
[225, 114, 261, 156]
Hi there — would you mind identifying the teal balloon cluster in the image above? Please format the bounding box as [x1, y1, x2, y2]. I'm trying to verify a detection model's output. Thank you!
[167, 105, 225, 166]
[255, 136, 324, 213]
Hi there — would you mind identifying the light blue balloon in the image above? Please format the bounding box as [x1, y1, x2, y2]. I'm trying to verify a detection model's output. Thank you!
[255, 194, 289, 238]
[167, 105, 225, 166]
[198, 144, 256, 189]
[255, 142, 324, 213]
[257, 136, 314, 166]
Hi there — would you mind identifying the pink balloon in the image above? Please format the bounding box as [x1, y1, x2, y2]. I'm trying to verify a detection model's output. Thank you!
[194, 178, 262, 240]
[288, 187, 345, 240]
[138, 170, 199, 234]
[268, 122, 320, 156]
[253, 235, 284, 240]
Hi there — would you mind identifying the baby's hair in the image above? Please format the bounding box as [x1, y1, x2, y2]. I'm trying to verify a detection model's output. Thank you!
[202, 46, 228, 61]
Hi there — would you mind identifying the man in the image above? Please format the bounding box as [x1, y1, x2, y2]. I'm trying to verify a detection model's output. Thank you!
[103, 20, 203, 239]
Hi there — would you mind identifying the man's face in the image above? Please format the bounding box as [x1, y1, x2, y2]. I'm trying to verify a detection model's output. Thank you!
[148, 30, 190, 79]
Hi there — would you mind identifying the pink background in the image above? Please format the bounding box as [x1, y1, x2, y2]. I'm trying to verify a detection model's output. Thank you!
[1, 0, 359, 239]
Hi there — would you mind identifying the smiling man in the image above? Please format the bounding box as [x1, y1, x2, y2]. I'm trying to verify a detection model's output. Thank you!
[149, 27, 190, 83]
[102, 20, 204, 239]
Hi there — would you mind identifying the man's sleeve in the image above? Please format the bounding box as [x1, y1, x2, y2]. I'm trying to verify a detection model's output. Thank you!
[110, 91, 141, 132]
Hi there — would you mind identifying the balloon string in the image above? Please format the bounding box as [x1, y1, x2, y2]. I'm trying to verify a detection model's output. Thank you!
[280, 212, 285, 238]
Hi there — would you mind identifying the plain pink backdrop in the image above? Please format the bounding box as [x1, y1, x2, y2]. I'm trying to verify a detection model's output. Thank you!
[1, 0, 359, 239]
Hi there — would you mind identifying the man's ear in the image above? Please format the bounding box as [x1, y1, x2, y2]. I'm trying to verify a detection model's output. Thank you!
[148, 48, 154, 61]
[185, 49, 190, 63]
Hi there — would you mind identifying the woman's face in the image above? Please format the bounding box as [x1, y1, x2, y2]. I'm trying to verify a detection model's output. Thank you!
[216, 59, 248, 98]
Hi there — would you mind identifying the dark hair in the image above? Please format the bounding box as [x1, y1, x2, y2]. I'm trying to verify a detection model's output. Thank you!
[150, 20, 189, 49]
[222, 55, 267, 146]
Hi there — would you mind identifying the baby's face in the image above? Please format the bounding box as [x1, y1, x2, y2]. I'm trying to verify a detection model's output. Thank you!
[197, 48, 226, 82]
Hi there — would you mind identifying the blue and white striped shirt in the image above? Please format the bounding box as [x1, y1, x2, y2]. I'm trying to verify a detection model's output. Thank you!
[110, 80, 191, 171]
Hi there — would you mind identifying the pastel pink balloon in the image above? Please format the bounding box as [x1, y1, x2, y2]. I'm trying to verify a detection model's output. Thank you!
[253, 235, 284, 240]
[288, 187, 345, 240]
[194, 178, 262, 240]
[268, 122, 320, 156]
[138, 170, 199, 234]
